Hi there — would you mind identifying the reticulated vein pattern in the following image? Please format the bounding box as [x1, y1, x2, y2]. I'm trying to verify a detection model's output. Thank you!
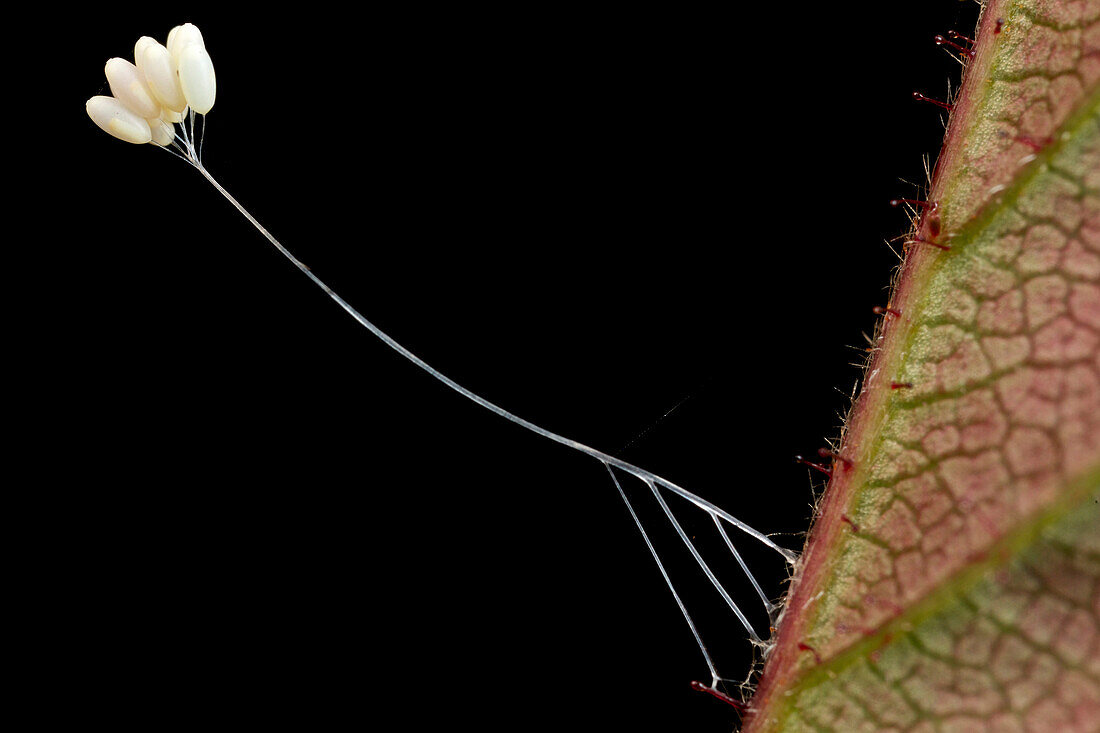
[747, 2, 1100, 730]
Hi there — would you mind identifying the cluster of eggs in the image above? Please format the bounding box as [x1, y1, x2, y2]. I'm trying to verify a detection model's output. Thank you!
[86, 23, 215, 146]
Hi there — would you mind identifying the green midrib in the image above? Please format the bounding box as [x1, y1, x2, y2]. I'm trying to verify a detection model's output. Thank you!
[774, 466, 1099, 711]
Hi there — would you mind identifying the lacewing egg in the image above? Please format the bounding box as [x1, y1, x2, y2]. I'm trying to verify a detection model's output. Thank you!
[104, 58, 161, 120]
[141, 41, 188, 113]
[177, 43, 216, 114]
[168, 23, 204, 65]
[86, 95, 153, 144]
[134, 36, 158, 73]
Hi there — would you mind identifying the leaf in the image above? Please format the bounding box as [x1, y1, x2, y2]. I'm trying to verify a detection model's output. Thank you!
[745, 2, 1100, 730]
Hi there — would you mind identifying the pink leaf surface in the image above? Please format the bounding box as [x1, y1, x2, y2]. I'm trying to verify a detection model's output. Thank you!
[745, 2, 1100, 730]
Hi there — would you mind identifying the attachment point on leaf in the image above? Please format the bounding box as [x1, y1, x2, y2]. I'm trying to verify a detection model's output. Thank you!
[690, 681, 746, 712]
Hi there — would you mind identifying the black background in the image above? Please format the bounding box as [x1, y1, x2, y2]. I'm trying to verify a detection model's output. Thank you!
[32, 2, 981, 729]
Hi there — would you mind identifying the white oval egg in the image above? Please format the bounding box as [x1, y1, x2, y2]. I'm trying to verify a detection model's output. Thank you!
[177, 44, 216, 114]
[141, 41, 188, 113]
[134, 36, 158, 72]
[104, 57, 162, 119]
[169, 23, 205, 65]
[86, 95, 153, 144]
